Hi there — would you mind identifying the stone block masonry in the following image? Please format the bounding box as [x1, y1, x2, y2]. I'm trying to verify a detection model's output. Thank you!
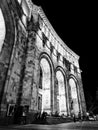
[0, 0, 86, 125]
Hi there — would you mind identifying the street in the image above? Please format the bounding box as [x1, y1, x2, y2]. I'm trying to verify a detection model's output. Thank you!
[0, 121, 98, 130]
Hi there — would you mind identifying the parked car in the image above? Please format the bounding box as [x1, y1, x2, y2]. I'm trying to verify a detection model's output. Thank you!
[89, 115, 96, 121]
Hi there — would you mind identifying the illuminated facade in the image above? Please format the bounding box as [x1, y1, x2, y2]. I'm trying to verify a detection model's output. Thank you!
[0, 0, 86, 124]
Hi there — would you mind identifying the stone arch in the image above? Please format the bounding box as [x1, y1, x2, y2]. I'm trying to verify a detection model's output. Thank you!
[39, 52, 55, 72]
[68, 75, 80, 116]
[55, 66, 68, 115]
[38, 52, 54, 114]
[0, 0, 15, 108]
[0, 0, 15, 55]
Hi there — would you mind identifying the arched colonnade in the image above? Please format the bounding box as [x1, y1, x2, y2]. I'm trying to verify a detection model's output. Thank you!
[38, 53, 80, 116]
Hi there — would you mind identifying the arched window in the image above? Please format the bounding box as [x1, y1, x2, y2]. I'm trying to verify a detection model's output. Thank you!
[69, 78, 79, 115]
[56, 70, 67, 115]
[39, 58, 51, 113]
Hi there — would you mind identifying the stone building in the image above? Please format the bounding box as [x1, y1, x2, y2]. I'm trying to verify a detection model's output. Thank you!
[0, 0, 86, 124]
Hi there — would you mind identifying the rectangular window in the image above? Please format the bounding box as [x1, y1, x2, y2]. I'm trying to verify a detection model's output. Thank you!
[42, 32, 48, 47]
[7, 104, 15, 116]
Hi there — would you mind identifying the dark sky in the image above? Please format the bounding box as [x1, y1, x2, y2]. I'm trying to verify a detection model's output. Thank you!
[32, 1, 97, 105]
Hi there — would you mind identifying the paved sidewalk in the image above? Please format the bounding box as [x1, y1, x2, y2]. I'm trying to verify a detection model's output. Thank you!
[0, 121, 98, 130]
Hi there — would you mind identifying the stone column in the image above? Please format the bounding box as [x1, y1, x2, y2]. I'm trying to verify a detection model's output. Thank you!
[67, 77, 72, 116]
[21, 31, 37, 110]
[65, 78, 70, 116]
[76, 79, 82, 114]
[21, 14, 40, 111]
[53, 76, 58, 113]
[50, 67, 54, 114]
[78, 77, 87, 115]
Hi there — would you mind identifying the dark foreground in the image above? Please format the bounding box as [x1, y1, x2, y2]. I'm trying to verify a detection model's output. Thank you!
[0, 121, 98, 130]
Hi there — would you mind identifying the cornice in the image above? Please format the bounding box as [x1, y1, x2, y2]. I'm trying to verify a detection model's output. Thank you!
[37, 7, 79, 60]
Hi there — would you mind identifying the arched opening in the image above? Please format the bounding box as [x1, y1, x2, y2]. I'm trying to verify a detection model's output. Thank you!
[0, 8, 6, 52]
[56, 70, 67, 115]
[39, 58, 51, 114]
[69, 78, 79, 116]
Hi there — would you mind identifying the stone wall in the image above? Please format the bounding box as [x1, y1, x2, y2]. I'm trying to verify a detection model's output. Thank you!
[0, 0, 86, 124]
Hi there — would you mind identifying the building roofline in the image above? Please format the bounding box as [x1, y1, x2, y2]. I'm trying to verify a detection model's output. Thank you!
[26, 0, 80, 60]
[37, 6, 80, 60]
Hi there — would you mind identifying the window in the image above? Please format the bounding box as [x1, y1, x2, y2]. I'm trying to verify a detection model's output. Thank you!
[42, 32, 48, 47]
[39, 67, 42, 89]
[38, 94, 42, 111]
[7, 104, 15, 116]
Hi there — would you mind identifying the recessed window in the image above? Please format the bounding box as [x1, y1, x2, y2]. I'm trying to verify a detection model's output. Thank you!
[7, 104, 15, 116]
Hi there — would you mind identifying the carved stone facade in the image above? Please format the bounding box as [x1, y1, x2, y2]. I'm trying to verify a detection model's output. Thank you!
[0, 0, 86, 124]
